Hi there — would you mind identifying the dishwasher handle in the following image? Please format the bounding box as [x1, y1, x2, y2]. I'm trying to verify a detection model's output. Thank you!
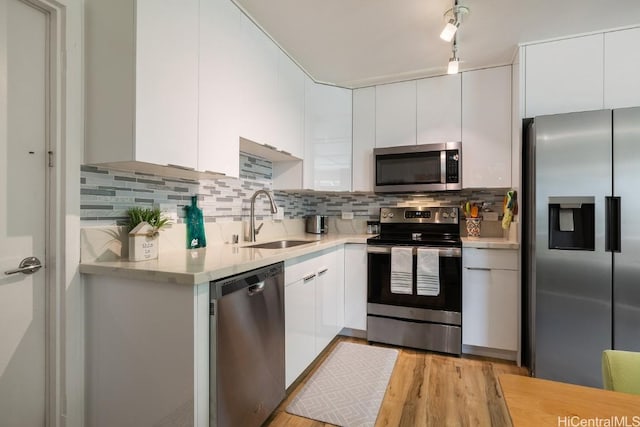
[247, 281, 265, 296]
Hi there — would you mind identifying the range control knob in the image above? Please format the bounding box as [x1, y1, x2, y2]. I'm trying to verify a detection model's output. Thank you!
[382, 213, 387, 218]
[450, 210, 457, 218]
[442, 212, 449, 218]
[388, 213, 394, 218]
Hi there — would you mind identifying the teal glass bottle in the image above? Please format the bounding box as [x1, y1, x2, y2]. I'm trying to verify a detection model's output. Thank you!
[185, 195, 206, 249]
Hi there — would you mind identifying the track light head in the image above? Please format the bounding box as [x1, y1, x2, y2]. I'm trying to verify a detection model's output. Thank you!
[447, 37, 460, 75]
[447, 56, 459, 74]
[440, 4, 469, 42]
[440, 19, 459, 42]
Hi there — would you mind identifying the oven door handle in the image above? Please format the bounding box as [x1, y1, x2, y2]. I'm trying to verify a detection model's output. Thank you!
[367, 245, 461, 258]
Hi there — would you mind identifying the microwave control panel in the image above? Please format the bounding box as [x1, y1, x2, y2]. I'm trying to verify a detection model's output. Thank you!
[446, 150, 460, 184]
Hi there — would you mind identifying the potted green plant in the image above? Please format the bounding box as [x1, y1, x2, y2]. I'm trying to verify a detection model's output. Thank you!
[125, 207, 171, 261]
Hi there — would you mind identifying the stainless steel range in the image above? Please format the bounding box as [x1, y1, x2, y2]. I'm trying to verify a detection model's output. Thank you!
[366, 206, 462, 355]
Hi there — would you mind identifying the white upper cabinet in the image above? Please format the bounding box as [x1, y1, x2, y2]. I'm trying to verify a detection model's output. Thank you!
[237, 14, 280, 147]
[604, 28, 640, 109]
[525, 34, 604, 117]
[375, 80, 417, 147]
[85, 0, 199, 170]
[352, 87, 376, 192]
[462, 66, 512, 189]
[198, 0, 242, 177]
[417, 74, 462, 144]
[304, 80, 353, 191]
[275, 52, 305, 159]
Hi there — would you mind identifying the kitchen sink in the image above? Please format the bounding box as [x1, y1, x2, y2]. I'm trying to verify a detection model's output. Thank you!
[246, 240, 314, 249]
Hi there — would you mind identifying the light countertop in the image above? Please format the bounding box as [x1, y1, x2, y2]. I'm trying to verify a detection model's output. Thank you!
[461, 236, 520, 249]
[79, 233, 370, 286]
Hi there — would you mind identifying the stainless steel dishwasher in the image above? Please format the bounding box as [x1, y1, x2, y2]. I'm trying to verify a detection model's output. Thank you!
[209, 262, 285, 427]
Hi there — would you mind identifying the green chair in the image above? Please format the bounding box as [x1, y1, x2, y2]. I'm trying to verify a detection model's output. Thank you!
[602, 350, 640, 395]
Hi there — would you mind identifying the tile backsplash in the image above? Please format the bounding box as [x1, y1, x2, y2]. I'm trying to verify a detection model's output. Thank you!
[81, 153, 511, 226]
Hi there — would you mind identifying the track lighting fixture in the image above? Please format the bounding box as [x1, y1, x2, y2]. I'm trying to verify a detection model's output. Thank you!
[440, 19, 459, 42]
[439, 0, 469, 43]
[447, 37, 459, 75]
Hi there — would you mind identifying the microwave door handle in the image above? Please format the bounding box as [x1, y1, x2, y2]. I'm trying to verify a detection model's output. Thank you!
[440, 151, 446, 184]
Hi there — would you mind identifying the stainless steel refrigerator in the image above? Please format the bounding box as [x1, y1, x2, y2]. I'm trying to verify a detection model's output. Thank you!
[524, 107, 640, 388]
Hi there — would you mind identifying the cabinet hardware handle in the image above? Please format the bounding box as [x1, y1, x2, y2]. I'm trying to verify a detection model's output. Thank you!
[303, 274, 316, 282]
[167, 164, 195, 171]
[318, 268, 328, 275]
[465, 267, 491, 271]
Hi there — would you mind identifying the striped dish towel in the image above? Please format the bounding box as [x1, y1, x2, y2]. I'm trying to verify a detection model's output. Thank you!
[390, 247, 413, 295]
[416, 248, 440, 296]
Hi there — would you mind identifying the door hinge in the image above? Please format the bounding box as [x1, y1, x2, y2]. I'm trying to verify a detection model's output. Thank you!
[210, 301, 215, 316]
[48, 151, 54, 167]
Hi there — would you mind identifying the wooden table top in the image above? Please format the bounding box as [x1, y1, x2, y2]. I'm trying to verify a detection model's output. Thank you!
[499, 374, 640, 427]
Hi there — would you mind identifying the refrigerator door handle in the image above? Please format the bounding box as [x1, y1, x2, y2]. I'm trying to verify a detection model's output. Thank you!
[605, 196, 621, 253]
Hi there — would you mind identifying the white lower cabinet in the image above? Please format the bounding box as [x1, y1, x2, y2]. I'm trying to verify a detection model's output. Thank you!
[462, 248, 519, 356]
[285, 271, 317, 388]
[315, 250, 339, 352]
[343, 244, 368, 331]
[285, 246, 344, 388]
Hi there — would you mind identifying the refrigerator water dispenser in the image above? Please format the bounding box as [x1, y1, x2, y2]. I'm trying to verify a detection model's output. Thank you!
[548, 197, 595, 250]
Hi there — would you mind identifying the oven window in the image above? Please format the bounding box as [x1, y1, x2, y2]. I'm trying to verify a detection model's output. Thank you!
[376, 152, 442, 186]
[368, 251, 461, 312]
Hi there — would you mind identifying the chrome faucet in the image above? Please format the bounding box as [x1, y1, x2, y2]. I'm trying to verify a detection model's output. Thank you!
[249, 189, 278, 242]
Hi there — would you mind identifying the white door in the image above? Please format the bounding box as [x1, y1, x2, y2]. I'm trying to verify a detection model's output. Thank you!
[0, 0, 49, 425]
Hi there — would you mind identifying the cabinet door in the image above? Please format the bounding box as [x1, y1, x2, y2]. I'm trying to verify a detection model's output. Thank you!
[135, 0, 199, 169]
[285, 276, 316, 388]
[525, 34, 604, 117]
[198, 0, 241, 177]
[304, 80, 353, 191]
[315, 252, 338, 354]
[352, 87, 376, 192]
[335, 246, 345, 332]
[417, 74, 461, 144]
[375, 80, 417, 148]
[237, 14, 279, 146]
[344, 244, 368, 331]
[275, 52, 305, 159]
[462, 66, 512, 188]
[462, 268, 518, 351]
[605, 28, 640, 109]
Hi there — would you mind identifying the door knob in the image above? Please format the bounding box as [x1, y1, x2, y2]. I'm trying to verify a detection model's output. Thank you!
[4, 257, 43, 276]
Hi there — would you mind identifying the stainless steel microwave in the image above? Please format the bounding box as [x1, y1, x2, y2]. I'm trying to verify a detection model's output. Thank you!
[374, 141, 461, 192]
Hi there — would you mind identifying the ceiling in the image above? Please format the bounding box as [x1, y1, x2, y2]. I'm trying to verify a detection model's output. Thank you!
[232, 0, 640, 88]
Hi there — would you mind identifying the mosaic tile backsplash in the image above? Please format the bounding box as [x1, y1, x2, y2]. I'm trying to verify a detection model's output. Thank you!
[81, 153, 511, 226]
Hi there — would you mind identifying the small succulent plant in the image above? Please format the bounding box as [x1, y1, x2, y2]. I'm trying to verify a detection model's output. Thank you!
[125, 207, 171, 236]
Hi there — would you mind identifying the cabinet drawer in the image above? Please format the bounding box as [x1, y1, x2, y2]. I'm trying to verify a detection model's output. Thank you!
[285, 247, 335, 285]
[463, 248, 518, 270]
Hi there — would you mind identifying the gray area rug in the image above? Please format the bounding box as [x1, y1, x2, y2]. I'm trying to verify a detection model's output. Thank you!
[286, 342, 399, 427]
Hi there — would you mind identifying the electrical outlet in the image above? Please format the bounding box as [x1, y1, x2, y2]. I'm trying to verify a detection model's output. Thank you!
[342, 211, 354, 220]
[273, 207, 284, 221]
[155, 202, 178, 223]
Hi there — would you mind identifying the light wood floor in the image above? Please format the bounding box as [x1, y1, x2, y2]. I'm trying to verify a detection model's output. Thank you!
[266, 337, 528, 427]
